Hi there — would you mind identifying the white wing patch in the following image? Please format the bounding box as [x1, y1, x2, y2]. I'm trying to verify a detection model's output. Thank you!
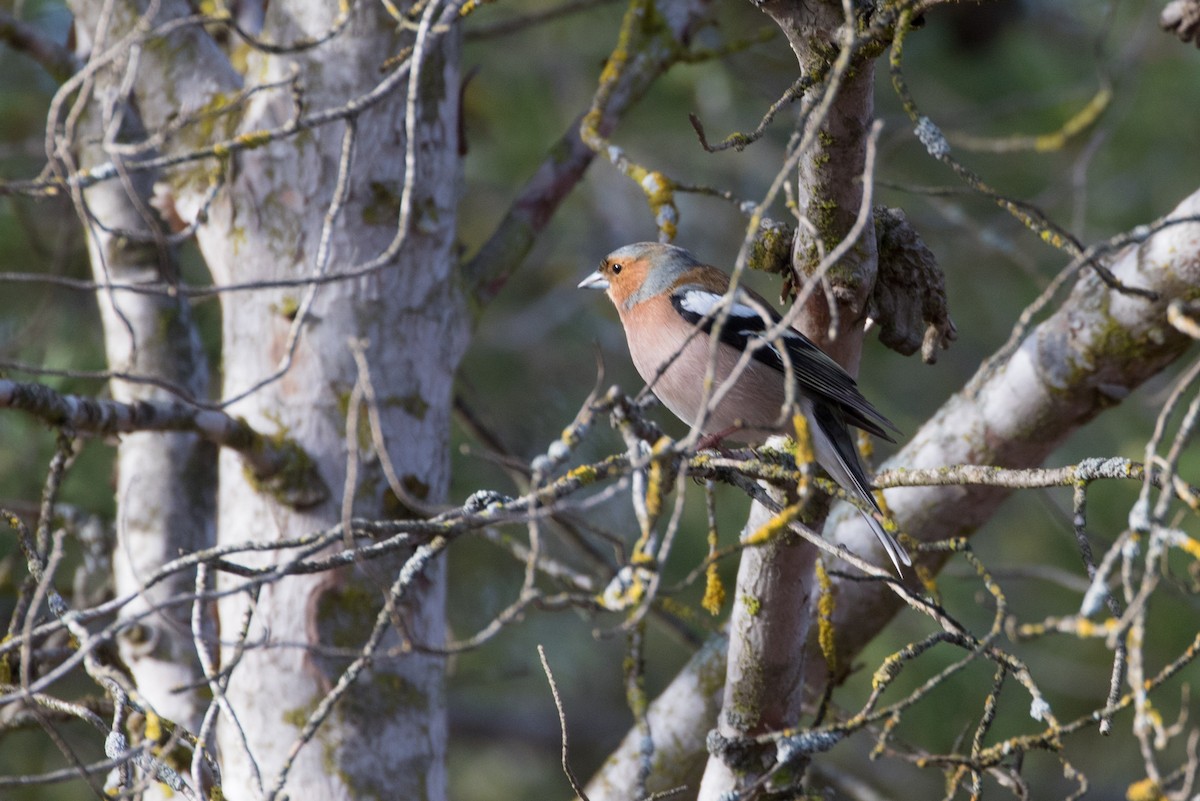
[738, 325, 801, 345]
[677, 289, 760, 320]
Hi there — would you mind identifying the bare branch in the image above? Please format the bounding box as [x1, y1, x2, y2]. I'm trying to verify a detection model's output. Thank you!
[0, 9, 82, 81]
[538, 645, 591, 801]
[0, 379, 327, 508]
[465, 0, 713, 303]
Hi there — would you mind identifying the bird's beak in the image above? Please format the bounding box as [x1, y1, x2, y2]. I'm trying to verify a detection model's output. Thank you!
[578, 270, 609, 291]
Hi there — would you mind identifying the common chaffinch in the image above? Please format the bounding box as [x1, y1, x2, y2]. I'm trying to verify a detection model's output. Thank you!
[579, 242, 910, 573]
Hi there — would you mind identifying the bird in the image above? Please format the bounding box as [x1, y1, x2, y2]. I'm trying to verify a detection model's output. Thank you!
[578, 241, 910, 573]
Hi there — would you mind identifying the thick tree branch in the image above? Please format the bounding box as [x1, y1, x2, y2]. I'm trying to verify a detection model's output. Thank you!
[0, 9, 81, 81]
[822, 187, 1200, 667]
[698, 2, 886, 796]
[0, 379, 327, 508]
[587, 187, 1200, 798]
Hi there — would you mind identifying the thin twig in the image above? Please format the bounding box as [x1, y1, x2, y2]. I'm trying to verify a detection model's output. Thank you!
[538, 644, 591, 801]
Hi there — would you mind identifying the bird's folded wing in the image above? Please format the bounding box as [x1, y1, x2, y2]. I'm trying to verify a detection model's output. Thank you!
[670, 285, 898, 440]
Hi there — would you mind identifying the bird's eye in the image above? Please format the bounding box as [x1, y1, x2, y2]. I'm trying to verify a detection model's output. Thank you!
[611, 263, 623, 275]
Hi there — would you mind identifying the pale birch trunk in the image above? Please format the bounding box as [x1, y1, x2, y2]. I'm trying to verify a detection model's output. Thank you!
[78, 89, 217, 748]
[65, 0, 467, 797]
[194, 12, 465, 801]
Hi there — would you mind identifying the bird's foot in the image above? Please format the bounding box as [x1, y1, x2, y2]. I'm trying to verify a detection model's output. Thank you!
[695, 427, 738, 452]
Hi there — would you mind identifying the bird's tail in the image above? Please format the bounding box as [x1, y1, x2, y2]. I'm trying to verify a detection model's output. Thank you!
[859, 505, 911, 575]
[808, 402, 912, 574]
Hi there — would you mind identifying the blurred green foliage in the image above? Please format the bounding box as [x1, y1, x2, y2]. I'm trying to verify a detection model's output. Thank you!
[1, 0, 1199, 798]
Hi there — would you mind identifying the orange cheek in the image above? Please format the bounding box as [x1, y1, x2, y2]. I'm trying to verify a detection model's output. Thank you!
[606, 284, 627, 308]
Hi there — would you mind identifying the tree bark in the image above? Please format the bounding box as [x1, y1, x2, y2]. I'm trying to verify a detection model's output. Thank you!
[78, 83, 217, 763]
[699, 1, 878, 796]
[197, 8, 466, 799]
[66, 0, 468, 797]
[822, 188, 1200, 664]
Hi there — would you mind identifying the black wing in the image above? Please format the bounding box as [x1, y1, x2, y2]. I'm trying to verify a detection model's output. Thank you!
[670, 286, 898, 441]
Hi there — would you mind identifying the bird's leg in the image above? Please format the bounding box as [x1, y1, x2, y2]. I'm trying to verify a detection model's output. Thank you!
[695, 427, 739, 451]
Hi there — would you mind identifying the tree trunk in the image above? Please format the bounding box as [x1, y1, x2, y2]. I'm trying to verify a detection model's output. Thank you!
[196, 10, 465, 800]
[78, 82, 217, 762]
[698, 1, 879, 795]
[66, 0, 468, 797]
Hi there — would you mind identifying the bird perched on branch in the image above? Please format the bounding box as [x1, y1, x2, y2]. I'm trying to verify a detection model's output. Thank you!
[578, 241, 910, 573]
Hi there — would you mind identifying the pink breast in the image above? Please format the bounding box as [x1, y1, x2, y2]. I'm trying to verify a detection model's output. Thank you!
[624, 312, 787, 442]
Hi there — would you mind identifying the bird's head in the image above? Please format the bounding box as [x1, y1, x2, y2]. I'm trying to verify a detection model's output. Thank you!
[578, 242, 700, 310]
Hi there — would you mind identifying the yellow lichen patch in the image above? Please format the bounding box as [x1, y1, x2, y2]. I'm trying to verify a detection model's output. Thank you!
[598, 565, 653, 611]
[643, 436, 674, 521]
[791, 413, 814, 468]
[856, 428, 874, 461]
[740, 594, 761, 616]
[1034, 87, 1112, 152]
[630, 547, 656, 566]
[271, 295, 300, 320]
[0, 634, 11, 685]
[876, 490, 896, 522]
[872, 652, 902, 691]
[1125, 777, 1164, 801]
[744, 502, 803, 546]
[565, 464, 598, 484]
[816, 558, 838, 673]
[639, 170, 678, 240]
[701, 508, 724, 616]
[144, 710, 163, 742]
[1074, 617, 1117, 638]
[645, 459, 665, 521]
[196, 0, 229, 19]
[702, 562, 725, 616]
[915, 562, 938, 600]
[1174, 533, 1200, 560]
[1039, 228, 1066, 249]
[640, 170, 673, 206]
[234, 129, 272, 150]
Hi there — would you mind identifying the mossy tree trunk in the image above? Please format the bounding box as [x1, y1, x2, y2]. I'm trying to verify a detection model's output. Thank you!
[65, 0, 467, 797]
[698, 1, 881, 796]
[77, 79, 218, 796]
